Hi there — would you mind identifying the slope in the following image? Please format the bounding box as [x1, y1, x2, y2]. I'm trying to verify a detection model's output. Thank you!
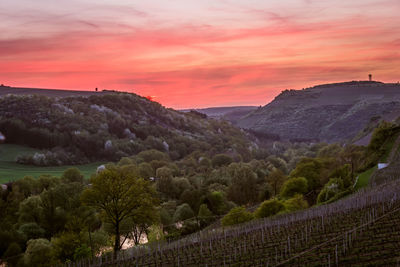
[74, 178, 400, 266]
[237, 81, 400, 143]
[182, 106, 258, 123]
[0, 91, 255, 166]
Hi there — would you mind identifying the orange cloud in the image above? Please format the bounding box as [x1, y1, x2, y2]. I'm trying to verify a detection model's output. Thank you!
[0, 1, 399, 108]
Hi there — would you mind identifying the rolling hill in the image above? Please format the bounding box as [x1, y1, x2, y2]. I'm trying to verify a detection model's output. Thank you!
[236, 81, 400, 143]
[0, 88, 255, 168]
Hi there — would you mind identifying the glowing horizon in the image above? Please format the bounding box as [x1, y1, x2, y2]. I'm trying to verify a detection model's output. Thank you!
[1, 0, 399, 108]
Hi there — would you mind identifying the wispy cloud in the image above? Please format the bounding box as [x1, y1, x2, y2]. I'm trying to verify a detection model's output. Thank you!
[0, 0, 399, 108]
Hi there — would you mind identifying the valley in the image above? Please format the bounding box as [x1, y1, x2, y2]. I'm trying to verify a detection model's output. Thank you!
[1, 82, 400, 267]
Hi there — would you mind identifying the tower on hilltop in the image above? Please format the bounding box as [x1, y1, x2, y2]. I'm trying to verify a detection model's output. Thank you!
[369, 74, 372, 81]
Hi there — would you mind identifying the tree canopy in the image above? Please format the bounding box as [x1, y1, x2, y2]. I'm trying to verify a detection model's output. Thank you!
[81, 166, 158, 255]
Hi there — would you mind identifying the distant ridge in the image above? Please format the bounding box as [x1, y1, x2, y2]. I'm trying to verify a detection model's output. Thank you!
[0, 85, 114, 98]
[236, 81, 400, 143]
[181, 106, 258, 123]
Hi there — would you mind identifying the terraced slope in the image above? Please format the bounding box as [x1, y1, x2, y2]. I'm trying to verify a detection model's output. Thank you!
[74, 179, 400, 266]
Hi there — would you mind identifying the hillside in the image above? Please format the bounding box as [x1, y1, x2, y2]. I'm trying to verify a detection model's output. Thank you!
[0, 90, 255, 166]
[76, 178, 400, 266]
[182, 106, 258, 123]
[237, 81, 400, 143]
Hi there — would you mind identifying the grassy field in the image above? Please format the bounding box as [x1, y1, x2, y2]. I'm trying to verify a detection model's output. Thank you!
[354, 166, 377, 190]
[0, 144, 103, 183]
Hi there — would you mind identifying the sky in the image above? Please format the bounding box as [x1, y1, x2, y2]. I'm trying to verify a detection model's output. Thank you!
[1, 0, 399, 108]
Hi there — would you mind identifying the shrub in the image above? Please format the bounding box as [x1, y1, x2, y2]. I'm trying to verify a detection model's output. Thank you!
[221, 206, 253, 226]
[283, 194, 309, 212]
[255, 199, 285, 218]
[280, 177, 308, 199]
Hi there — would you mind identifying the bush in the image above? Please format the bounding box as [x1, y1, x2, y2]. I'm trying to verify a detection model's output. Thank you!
[280, 177, 308, 199]
[283, 194, 309, 212]
[255, 199, 285, 218]
[173, 203, 194, 222]
[221, 206, 253, 226]
[24, 238, 56, 267]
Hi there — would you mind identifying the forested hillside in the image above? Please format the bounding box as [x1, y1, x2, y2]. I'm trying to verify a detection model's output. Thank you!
[0, 93, 254, 166]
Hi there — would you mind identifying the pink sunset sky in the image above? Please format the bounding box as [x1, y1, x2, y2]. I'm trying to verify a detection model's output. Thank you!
[1, 0, 399, 108]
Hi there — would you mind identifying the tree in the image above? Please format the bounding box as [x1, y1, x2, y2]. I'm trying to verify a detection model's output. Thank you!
[3, 242, 22, 267]
[255, 199, 285, 218]
[18, 222, 45, 240]
[259, 183, 272, 202]
[81, 166, 158, 256]
[267, 156, 288, 174]
[340, 145, 364, 183]
[138, 162, 154, 179]
[24, 239, 56, 267]
[61, 168, 84, 184]
[198, 204, 213, 227]
[266, 168, 286, 196]
[120, 202, 159, 246]
[137, 149, 169, 163]
[317, 144, 343, 158]
[280, 177, 308, 199]
[227, 163, 258, 205]
[211, 154, 233, 167]
[206, 191, 228, 215]
[51, 231, 82, 262]
[18, 196, 43, 225]
[156, 167, 175, 198]
[173, 203, 194, 222]
[221, 206, 253, 226]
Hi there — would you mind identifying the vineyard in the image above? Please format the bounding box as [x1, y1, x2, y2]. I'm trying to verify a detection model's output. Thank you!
[69, 178, 400, 267]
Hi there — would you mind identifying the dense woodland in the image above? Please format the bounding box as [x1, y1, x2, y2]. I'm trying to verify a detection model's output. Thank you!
[0, 92, 400, 266]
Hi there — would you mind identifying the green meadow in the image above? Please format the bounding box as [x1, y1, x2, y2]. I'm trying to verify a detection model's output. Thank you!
[0, 144, 102, 183]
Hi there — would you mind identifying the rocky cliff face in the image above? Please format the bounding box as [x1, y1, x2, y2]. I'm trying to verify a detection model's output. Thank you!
[236, 81, 400, 143]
